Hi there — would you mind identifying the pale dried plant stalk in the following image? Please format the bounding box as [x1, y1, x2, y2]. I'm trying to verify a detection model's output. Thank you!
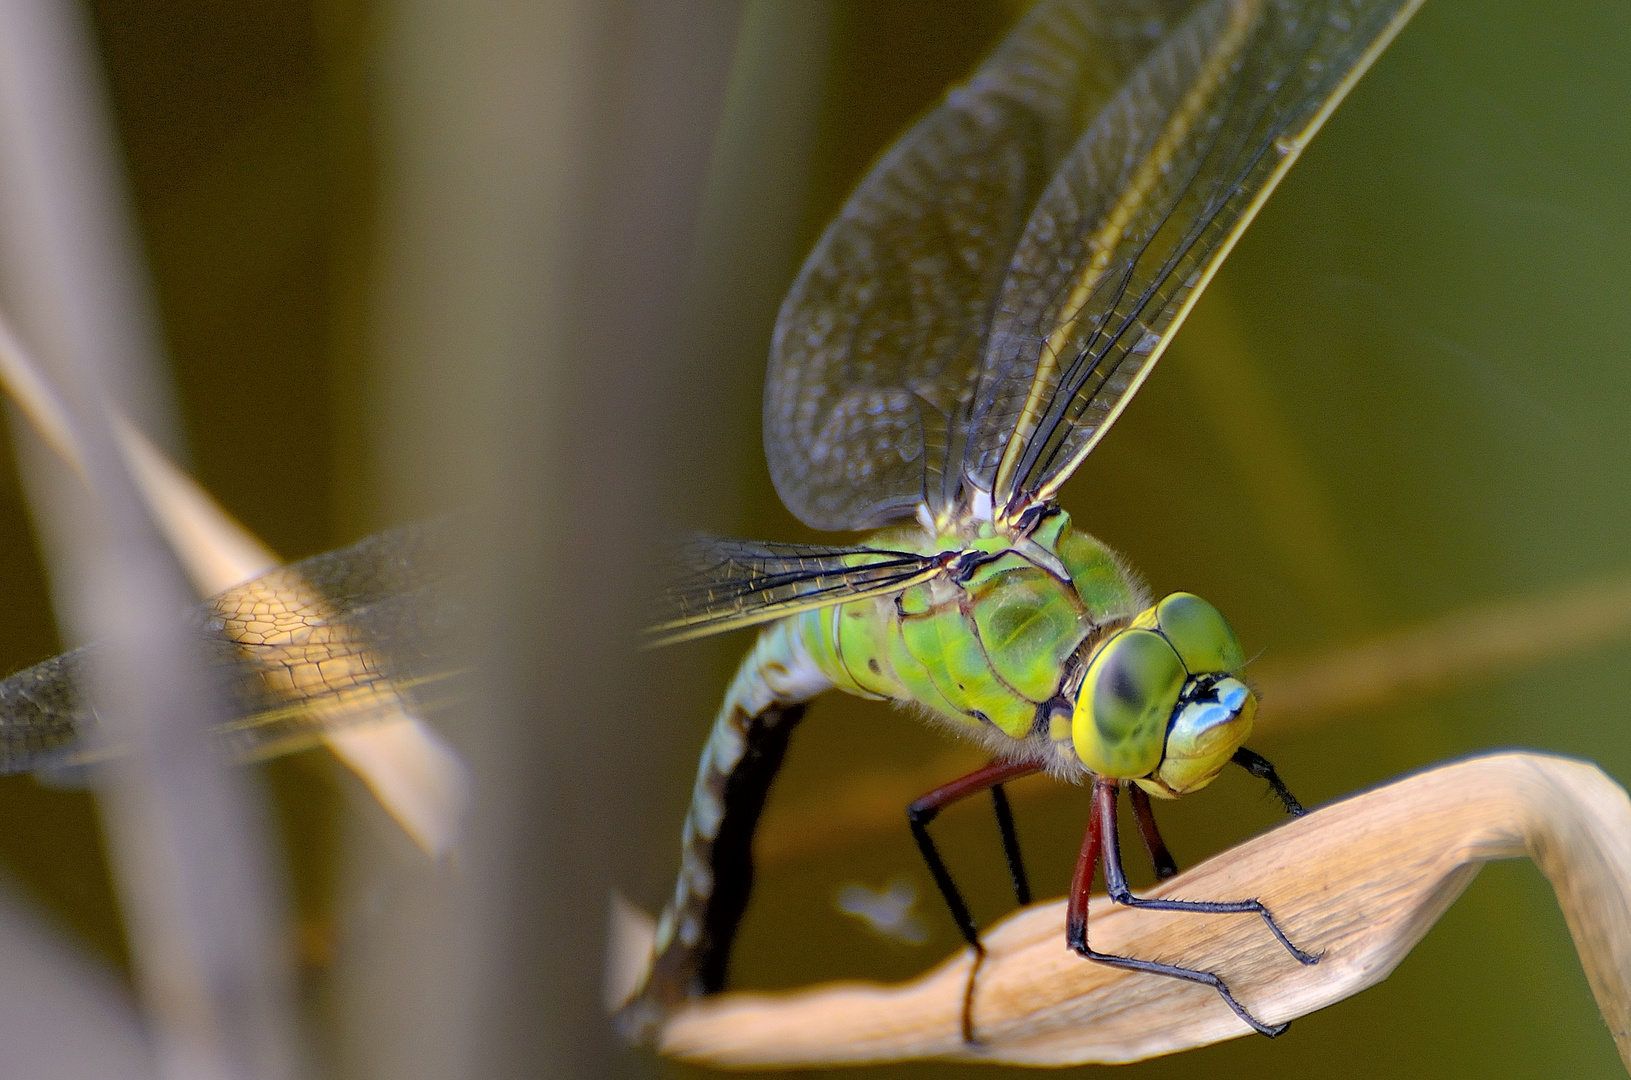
[0, 304, 471, 855]
[659, 752, 1631, 1071]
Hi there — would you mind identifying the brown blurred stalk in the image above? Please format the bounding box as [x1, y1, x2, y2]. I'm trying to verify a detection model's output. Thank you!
[337, 1, 759, 1077]
[662, 752, 1631, 1070]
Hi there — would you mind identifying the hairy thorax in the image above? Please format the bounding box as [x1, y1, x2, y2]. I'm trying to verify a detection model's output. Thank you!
[790, 510, 1148, 779]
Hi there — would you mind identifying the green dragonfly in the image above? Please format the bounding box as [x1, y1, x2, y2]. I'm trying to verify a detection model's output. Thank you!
[0, 0, 1423, 1048]
[617, 0, 1424, 1046]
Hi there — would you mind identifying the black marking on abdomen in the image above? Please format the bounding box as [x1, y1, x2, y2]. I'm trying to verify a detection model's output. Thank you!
[630, 701, 807, 1030]
[698, 702, 805, 992]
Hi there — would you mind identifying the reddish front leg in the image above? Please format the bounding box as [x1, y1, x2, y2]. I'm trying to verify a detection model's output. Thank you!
[1068, 778, 1314, 1038]
[1128, 784, 1178, 881]
[1064, 780, 1104, 952]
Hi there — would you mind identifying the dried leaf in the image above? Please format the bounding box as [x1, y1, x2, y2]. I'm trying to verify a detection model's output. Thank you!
[659, 753, 1631, 1070]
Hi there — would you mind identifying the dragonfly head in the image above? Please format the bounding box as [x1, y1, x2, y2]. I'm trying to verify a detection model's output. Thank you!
[1070, 592, 1255, 797]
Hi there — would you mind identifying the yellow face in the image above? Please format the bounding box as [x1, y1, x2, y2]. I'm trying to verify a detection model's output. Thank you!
[1071, 593, 1256, 795]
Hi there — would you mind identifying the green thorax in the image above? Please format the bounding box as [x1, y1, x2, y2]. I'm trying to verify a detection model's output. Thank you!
[792, 510, 1143, 746]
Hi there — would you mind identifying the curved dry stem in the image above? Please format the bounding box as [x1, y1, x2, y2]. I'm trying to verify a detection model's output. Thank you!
[660, 752, 1631, 1070]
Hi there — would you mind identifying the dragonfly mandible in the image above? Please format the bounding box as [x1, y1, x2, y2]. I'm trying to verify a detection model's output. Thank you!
[616, 0, 1424, 1046]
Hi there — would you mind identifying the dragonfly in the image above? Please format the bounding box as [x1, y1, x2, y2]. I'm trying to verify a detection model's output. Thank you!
[615, 0, 1424, 1047]
[0, 0, 1420, 1047]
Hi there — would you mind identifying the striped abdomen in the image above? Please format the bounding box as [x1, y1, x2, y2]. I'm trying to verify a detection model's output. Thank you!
[615, 617, 831, 1041]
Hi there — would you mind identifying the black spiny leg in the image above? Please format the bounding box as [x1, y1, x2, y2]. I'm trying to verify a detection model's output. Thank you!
[1078, 779, 1318, 1038]
[1097, 781, 1319, 967]
[1232, 747, 1307, 816]
[989, 783, 1031, 906]
[908, 759, 1041, 1043]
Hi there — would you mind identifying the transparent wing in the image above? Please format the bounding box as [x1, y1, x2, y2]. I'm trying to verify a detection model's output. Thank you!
[649, 536, 948, 646]
[968, 0, 1423, 518]
[0, 523, 464, 776]
[763, 0, 1202, 531]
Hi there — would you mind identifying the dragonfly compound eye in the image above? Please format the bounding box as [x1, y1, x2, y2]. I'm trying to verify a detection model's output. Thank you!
[1072, 628, 1184, 779]
[1151, 592, 1245, 675]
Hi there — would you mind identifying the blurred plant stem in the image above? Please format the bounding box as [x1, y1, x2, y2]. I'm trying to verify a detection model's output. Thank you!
[335, 1, 758, 1078]
[0, 0, 300, 1076]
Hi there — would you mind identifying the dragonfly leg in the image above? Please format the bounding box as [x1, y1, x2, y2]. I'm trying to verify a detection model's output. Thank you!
[1127, 784, 1178, 881]
[907, 758, 1041, 1043]
[1098, 780, 1318, 965]
[1232, 747, 1307, 816]
[1063, 779, 1104, 953]
[1075, 779, 1314, 1037]
[989, 782, 1031, 906]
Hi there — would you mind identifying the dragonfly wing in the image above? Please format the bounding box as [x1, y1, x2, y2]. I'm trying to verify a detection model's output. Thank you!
[650, 536, 947, 646]
[0, 523, 465, 774]
[0, 645, 94, 773]
[204, 524, 467, 762]
[764, 0, 1202, 531]
[966, 0, 1423, 519]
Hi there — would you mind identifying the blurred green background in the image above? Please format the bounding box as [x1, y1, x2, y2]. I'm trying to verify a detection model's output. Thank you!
[0, 0, 1623, 1077]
